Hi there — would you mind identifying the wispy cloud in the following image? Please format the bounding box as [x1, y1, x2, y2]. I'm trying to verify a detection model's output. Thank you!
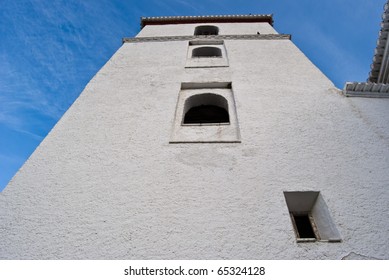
[172, 0, 204, 13]
[0, 0, 138, 137]
[294, 22, 371, 87]
[0, 0, 145, 189]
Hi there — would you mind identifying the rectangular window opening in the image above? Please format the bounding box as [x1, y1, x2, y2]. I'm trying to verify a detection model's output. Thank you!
[284, 191, 342, 243]
[291, 213, 318, 242]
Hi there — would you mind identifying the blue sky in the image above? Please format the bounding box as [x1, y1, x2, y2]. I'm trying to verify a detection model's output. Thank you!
[0, 0, 385, 191]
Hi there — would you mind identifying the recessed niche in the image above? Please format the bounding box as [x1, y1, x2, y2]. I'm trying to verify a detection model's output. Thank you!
[170, 82, 240, 143]
[185, 41, 228, 68]
[284, 191, 342, 243]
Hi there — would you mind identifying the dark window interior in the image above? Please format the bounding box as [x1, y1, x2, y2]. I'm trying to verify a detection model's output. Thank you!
[194, 25, 219, 36]
[293, 214, 316, 239]
[184, 105, 229, 124]
[192, 47, 222, 57]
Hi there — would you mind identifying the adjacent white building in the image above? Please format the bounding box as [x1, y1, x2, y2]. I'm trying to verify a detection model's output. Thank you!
[0, 14, 388, 259]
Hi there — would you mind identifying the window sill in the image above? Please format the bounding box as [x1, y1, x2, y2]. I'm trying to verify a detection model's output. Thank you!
[181, 122, 230, 126]
[296, 238, 317, 243]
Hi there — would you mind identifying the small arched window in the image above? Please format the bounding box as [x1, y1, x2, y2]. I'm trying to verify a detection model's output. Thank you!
[194, 25, 219, 36]
[183, 93, 229, 124]
[192, 47, 222, 58]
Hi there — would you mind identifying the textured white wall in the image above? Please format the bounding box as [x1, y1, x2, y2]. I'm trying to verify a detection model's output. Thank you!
[0, 22, 388, 259]
[137, 22, 277, 37]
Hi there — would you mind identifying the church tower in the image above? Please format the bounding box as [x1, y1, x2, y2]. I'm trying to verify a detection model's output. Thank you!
[1, 15, 388, 259]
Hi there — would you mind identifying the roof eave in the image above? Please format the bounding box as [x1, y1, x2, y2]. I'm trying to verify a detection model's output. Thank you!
[140, 15, 274, 29]
[368, 1, 389, 83]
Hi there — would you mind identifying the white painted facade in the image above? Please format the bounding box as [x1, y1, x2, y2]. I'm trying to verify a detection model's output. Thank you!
[1, 16, 388, 259]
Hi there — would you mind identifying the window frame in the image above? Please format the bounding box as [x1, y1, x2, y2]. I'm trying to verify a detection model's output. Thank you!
[283, 191, 342, 243]
[170, 83, 241, 143]
[185, 40, 229, 68]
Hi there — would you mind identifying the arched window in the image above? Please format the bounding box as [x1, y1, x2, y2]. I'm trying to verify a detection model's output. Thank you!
[194, 25, 219, 36]
[192, 47, 222, 58]
[183, 93, 229, 124]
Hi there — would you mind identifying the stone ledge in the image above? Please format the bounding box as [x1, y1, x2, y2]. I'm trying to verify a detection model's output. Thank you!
[122, 34, 291, 43]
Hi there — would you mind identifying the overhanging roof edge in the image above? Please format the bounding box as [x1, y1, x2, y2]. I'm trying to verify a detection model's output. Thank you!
[140, 14, 274, 28]
[369, 1, 389, 83]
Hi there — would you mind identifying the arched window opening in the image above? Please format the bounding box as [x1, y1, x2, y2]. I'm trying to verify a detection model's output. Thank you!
[192, 47, 222, 58]
[184, 105, 229, 124]
[183, 93, 229, 124]
[194, 25, 219, 36]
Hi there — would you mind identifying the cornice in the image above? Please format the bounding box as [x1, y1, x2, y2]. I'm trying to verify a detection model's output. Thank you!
[123, 34, 291, 44]
[343, 82, 389, 97]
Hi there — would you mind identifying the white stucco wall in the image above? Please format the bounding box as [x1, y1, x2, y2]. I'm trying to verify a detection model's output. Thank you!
[137, 22, 277, 37]
[0, 21, 388, 260]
